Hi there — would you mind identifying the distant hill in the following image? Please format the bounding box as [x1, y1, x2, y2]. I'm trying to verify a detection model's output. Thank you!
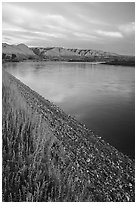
[31, 46, 118, 61]
[31, 46, 135, 66]
[2, 43, 135, 66]
[2, 43, 37, 62]
[31, 47, 79, 61]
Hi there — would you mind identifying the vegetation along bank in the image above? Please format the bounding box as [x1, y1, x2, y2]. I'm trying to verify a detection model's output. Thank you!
[2, 70, 135, 202]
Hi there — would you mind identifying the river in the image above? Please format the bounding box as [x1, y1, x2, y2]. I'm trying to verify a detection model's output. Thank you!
[3, 61, 135, 159]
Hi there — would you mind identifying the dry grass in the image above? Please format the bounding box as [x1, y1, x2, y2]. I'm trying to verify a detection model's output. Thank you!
[2, 71, 77, 202]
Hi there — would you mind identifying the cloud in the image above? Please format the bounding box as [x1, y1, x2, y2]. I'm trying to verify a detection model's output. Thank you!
[78, 14, 109, 26]
[118, 22, 135, 35]
[2, 2, 135, 55]
[96, 30, 123, 38]
[73, 32, 99, 41]
[3, 3, 33, 26]
[3, 29, 66, 46]
[2, 2, 81, 41]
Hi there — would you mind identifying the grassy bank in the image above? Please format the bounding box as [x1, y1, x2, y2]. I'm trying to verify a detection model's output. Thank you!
[2, 70, 135, 202]
[2, 70, 72, 201]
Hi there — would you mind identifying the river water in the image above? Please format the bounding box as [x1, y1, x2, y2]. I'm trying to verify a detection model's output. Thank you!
[3, 61, 135, 158]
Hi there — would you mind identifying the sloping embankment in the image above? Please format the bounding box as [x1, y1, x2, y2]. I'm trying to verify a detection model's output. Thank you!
[2, 70, 135, 202]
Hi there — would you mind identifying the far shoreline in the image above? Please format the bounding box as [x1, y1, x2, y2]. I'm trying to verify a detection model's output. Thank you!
[2, 58, 135, 67]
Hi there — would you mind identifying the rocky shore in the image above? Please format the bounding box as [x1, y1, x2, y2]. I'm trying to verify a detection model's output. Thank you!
[3, 70, 135, 201]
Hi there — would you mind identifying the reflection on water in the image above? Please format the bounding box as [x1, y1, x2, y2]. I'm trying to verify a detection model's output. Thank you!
[3, 61, 135, 158]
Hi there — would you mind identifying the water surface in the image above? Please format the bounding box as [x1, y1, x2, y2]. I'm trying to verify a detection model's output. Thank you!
[3, 61, 135, 158]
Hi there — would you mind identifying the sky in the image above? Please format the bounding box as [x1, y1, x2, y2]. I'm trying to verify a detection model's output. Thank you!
[2, 2, 135, 55]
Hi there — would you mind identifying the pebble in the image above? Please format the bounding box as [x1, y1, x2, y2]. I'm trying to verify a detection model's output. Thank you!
[119, 184, 122, 189]
[86, 158, 90, 163]
[129, 183, 132, 187]
[75, 177, 79, 182]
[126, 195, 130, 201]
